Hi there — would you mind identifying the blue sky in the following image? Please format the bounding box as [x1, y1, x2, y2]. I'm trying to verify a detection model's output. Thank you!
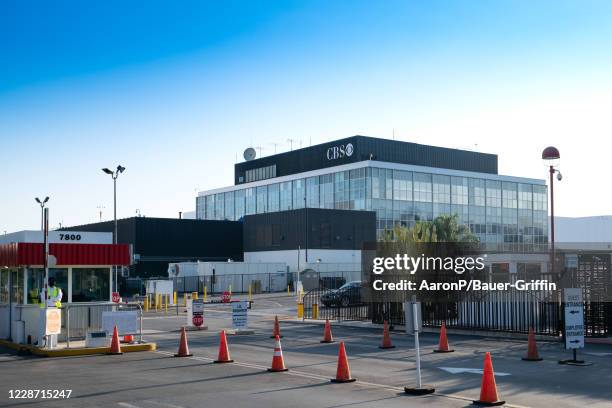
[1, 1, 612, 231]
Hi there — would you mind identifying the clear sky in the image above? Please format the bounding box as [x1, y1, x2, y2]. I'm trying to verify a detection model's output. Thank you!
[1, 0, 612, 232]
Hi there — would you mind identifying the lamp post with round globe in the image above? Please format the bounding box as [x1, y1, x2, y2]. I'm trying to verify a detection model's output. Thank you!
[542, 147, 562, 273]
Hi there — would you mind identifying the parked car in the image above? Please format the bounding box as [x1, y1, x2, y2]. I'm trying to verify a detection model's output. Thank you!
[320, 281, 363, 307]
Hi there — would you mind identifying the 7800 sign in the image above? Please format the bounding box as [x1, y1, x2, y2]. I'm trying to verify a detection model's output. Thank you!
[59, 233, 82, 241]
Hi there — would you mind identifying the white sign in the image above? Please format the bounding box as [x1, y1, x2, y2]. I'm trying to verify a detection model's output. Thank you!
[326, 143, 354, 160]
[232, 301, 249, 330]
[102, 311, 138, 336]
[563, 288, 584, 349]
[45, 308, 62, 335]
[192, 299, 205, 327]
[404, 301, 422, 334]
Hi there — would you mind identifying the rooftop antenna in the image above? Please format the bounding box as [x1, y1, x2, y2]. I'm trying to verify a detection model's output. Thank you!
[392, 128, 396, 140]
[287, 138, 296, 151]
[269, 142, 279, 154]
[309, 137, 312, 146]
[299, 139, 302, 149]
[96, 205, 105, 222]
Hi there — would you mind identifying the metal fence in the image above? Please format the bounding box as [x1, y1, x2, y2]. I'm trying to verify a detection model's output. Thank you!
[64, 302, 143, 348]
[303, 270, 610, 337]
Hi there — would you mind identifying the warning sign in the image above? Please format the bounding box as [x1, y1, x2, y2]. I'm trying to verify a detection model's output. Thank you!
[563, 288, 584, 350]
[192, 299, 204, 327]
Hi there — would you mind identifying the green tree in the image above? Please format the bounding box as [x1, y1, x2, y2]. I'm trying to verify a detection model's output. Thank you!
[383, 214, 479, 245]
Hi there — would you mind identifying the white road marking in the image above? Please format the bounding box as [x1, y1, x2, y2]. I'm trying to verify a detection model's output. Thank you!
[145, 400, 187, 408]
[438, 367, 511, 376]
[584, 352, 612, 356]
[118, 402, 142, 408]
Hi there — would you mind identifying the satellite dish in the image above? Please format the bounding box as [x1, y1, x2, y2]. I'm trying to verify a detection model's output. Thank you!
[243, 147, 256, 161]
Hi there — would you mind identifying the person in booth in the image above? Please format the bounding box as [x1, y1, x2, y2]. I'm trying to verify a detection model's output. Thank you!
[40, 277, 63, 308]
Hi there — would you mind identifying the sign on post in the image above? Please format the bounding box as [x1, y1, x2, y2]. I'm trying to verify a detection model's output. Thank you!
[563, 288, 584, 350]
[232, 301, 249, 330]
[112, 292, 120, 303]
[192, 298, 204, 327]
[404, 301, 422, 334]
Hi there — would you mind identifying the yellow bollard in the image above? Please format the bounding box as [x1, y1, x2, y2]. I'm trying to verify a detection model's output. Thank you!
[164, 294, 168, 314]
[184, 293, 187, 308]
[192, 291, 198, 301]
[248, 284, 252, 302]
[144, 295, 149, 312]
[313, 303, 319, 320]
[228, 284, 232, 296]
[173, 291, 177, 305]
[287, 285, 290, 296]
[297, 302, 304, 319]
[204, 286, 207, 302]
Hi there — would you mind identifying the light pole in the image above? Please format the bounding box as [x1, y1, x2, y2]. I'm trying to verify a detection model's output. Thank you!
[102, 165, 126, 293]
[542, 147, 562, 273]
[34, 197, 49, 230]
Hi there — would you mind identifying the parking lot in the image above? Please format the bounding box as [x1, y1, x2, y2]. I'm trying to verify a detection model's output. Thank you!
[1, 295, 611, 408]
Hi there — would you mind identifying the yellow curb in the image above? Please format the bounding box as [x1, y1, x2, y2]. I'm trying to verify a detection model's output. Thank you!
[0, 339, 156, 357]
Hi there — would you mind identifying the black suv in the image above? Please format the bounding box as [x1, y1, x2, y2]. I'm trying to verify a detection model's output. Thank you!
[320, 281, 363, 307]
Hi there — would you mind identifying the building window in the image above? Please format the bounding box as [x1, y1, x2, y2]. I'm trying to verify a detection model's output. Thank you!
[414, 173, 432, 202]
[245, 165, 277, 183]
[293, 179, 305, 209]
[433, 174, 450, 217]
[72, 268, 110, 302]
[306, 176, 319, 208]
[393, 170, 412, 201]
[256, 186, 268, 213]
[319, 174, 334, 209]
[215, 193, 225, 220]
[224, 191, 235, 221]
[245, 188, 256, 215]
[350, 168, 366, 210]
[280, 181, 292, 210]
[268, 183, 280, 212]
[235, 189, 245, 220]
[334, 171, 350, 209]
[205, 195, 215, 220]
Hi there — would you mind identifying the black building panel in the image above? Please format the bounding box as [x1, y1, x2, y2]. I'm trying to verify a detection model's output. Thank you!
[63, 217, 243, 279]
[243, 208, 376, 252]
[235, 135, 498, 184]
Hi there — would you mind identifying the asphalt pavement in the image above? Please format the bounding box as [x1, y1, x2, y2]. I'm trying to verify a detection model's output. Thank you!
[1, 294, 611, 408]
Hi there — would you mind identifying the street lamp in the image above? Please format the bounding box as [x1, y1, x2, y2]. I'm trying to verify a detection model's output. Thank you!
[35, 196, 49, 231]
[542, 146, 562, 273]
[102, 165, 126, 293]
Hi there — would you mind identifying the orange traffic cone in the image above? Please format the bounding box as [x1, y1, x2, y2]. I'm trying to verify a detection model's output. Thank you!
[433, 321, 454, 353]
[379, 320, 395, 349]
[267, 335, 289, 372]
[174, 327, 193, 357]
[108, 325, 123, 355]
[214, 330, 234, 363]
[122, 334, 134, 344]
[320, 319, 334, 343]
[522, 327, 542, 361]
[271, 315, 283, 338]
[473, 352, 505, 406]
[331, 341, 356, 383]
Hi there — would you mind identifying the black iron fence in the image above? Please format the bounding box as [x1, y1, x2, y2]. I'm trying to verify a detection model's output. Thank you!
[302, 284, 370, 322]
[303, 270, 610, 337]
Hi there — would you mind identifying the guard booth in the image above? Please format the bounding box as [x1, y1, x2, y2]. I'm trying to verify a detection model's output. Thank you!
[0, 230, 131, 345]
